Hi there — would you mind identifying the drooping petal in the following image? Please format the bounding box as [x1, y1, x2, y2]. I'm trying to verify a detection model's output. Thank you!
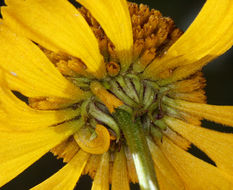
[2, 0, 105, 78]
[164, 97, 233, 127]
[112, 148, 130, 190]
[147, 137, 185, 190]
[0, 121, 80, 187]
[76, 0, 133, 71]
[159, 137, 233, 189]
[0, 86, 79, 131]
[0, 23, 88, 100]
[32, 150, 90, 190]
[164, 117, 233, 176]
[91, 152, 110, 190]
[144, 0, 233, 80]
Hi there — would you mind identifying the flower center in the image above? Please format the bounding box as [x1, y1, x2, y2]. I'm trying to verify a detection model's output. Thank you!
[77, 73, 167, 142]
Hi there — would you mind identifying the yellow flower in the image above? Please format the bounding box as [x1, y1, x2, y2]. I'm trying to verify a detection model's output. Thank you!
[0, 0, 233, 190]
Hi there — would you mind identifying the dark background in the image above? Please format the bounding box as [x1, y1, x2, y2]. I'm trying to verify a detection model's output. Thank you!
[0, 0, 233, 189]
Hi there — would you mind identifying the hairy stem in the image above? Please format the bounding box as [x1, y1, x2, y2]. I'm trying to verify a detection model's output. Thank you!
[113, 109, 159, 190]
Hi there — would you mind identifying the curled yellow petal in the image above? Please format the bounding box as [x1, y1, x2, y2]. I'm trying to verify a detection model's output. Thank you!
[77, 0, 133, 71]
[112, 148, 130, 190]
[2, 0, 105, 78]
[0, 23, 87, 99]
[32, 150, 90, 190]
[90, 81, 123, 113]
[164, 116, 233, 176]
[144, 0, 233, 80]
[74, 124, 110, 154]
[91, 152, 110, 190]
[164, 96, 233, 127]
[159, 137, 233, 189]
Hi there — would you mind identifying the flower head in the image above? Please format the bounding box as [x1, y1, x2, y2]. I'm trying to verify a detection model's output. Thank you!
[0, 0, 233, 190]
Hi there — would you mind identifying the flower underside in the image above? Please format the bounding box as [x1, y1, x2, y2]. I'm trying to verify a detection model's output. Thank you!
[1, 0, 233, 189]
[26, 3, 206, 184]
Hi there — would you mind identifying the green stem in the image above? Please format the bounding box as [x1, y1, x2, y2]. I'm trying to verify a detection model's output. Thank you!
[113, 109, 159, 190]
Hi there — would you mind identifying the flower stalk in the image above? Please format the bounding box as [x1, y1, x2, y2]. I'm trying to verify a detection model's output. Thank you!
[113, 109, 160, 190]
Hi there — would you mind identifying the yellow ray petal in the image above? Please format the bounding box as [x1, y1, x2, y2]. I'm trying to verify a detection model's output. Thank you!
[159, 137, 233, 189]
[0, 87, 79, 131]
[162, 127, 191, 150]
[51, 137, 80, 163]
[2, 0, 105, 78]
[155, 169, 174, 190]
[0, 24, 88, 100]
[74, 124, 110, 154]
[168, 72, 206, 93]
[144, 0, 233, 79]
[125, 148, 138, 183]
[168, 89, 206, 103]
[164, 105, 202, 126]
[76, 0, 133, 71]
[31, 150, 90, 190]
[91, 152, 110, 190]
[0, 120, 79, 187]
[112, 148, 130, 190]
[147, 138, 185, 190]
[82, 154, 101, 178]
[164, 97, 233, 127]
[28, 97, 78, 110]
[164, 116, 233, 176]
[159, 56, 212, 84]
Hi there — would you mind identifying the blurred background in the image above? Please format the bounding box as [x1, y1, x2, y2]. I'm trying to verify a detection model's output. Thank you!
[0, 0, 233, 189]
